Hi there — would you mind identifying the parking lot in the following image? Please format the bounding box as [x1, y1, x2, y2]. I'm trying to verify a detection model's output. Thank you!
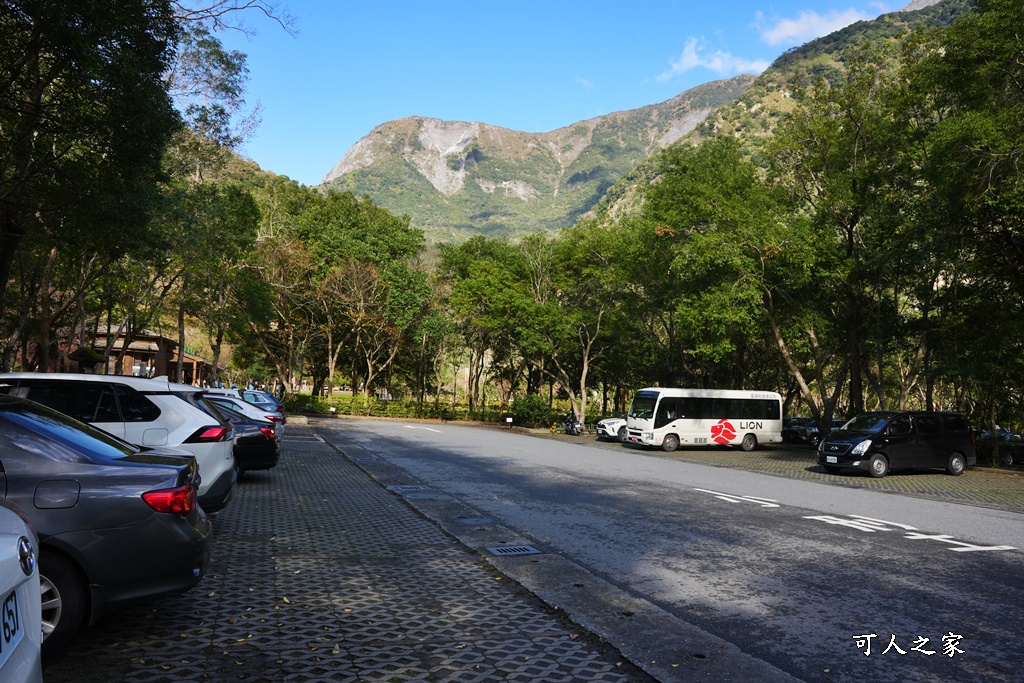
[42, 424, 652, 683]
[558, 428, 1024, 515]
[41, 419, 1024, 682]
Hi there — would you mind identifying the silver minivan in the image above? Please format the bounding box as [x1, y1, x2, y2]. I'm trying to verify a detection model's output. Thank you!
[0, 374, 236, 512]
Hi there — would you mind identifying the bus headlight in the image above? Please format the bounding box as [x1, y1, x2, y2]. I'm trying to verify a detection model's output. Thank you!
[643, 432, 653, 441]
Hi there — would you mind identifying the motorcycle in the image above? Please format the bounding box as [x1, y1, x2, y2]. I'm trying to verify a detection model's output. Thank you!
[563, 413, 582, 436]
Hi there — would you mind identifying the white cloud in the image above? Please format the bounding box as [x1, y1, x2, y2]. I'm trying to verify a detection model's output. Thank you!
[756, 8, 874, 47]
[574, 76, 593, 89]
[657, 37, 770, 82]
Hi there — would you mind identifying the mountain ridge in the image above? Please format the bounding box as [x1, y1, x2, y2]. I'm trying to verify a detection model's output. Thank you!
[318, 76, 756, 242]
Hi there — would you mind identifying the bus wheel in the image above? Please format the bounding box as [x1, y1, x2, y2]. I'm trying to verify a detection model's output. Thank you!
[662, 434, 679, 452]
[740, 433, 757, 452]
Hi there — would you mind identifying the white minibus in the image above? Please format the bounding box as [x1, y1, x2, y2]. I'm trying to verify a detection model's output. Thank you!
[625, 387, 783, 452]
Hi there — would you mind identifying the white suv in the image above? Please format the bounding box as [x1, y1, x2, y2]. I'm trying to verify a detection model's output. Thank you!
[0, 374, 236, 512]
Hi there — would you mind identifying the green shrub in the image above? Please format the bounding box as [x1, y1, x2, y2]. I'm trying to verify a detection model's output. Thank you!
[510, 393, 557, 428]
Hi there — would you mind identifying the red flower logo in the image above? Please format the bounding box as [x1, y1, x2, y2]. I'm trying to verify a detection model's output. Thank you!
[711, 419, 736, 444]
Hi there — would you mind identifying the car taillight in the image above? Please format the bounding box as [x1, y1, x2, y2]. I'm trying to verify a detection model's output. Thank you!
[142, 485, 196, 515]
[259, 426, 275, 439]
[264, 415, 282, 422]
[187, 425, 233, 442]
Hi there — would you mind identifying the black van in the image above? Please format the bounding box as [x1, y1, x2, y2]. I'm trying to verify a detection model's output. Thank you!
[817, 411, 976, 478]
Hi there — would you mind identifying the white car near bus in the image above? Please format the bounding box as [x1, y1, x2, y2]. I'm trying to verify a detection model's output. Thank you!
[625, 387, 783, 452]
[596, 416, 627, 442]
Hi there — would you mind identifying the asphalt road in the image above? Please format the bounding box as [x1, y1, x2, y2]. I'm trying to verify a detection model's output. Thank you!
[317, 419, 1024, 683]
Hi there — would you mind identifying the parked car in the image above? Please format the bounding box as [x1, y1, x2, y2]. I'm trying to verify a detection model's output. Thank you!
[817, 411, 976, 478]
[976, 430, 1024, 466]
[206, 388, 287, 426]
[0, 499, 42, 682]
[0, 395, 211, 654]
[596, 416, 627, 442]
[204, 394, 282, 438]
[241, 389, 287, 425]
[207, 402, 280, 476]
[785, 417, 848, 447]
[782, 417, 816, 444]
[0, 373, 236, 512]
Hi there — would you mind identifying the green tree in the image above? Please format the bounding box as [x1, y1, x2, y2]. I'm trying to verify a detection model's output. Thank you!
[0, 0, 180, 328]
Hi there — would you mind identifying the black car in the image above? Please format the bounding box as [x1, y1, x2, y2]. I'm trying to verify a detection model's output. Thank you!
[782, 417, 815, 443]
[0, 395, 211, 655]
[209, 402, 280, 476]
[818, 411, 976, 478]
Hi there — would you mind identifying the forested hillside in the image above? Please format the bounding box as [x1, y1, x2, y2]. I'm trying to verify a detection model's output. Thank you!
[591, 0, 974, 220]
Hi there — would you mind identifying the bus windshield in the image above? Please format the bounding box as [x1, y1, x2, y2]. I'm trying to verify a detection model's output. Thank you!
[628, 392, 658, 419]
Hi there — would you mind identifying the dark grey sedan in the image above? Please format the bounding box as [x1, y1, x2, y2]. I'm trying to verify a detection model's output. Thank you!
[0, 395, 211, 656]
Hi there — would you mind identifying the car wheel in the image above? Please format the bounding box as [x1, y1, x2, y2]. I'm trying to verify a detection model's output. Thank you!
[662, 434, 679, 452]
[809, 434, 821, 448]
[1000, 451, 1014, 467]
[617, 426, 626, 443]
[868, 454, 889, 478]
[823, 465, 842, 474]
[40, 553, 87, 656]
[740, 433, 757, 452]
[946, 452, 966, 476]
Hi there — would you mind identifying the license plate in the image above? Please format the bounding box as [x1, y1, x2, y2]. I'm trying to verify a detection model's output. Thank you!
[0, 588, 24, 669]
[826, 456, 838, 463]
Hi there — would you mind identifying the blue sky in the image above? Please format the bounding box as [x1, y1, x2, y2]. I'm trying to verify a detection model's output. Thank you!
[218, 1, 906, 187]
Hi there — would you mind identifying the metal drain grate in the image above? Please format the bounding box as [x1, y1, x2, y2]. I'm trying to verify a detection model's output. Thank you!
[486, 545, 541, 556]
[351, 457, 377, 463]
[389, 485, 427, 492]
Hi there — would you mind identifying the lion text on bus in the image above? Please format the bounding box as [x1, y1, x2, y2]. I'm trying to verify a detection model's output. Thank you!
[624, 388, 783, 452]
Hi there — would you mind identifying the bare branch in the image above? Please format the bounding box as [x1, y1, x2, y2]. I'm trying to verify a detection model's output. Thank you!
[171, 1, 298, 37]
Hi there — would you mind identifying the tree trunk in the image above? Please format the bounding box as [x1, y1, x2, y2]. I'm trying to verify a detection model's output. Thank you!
[176, 274, 188, 383]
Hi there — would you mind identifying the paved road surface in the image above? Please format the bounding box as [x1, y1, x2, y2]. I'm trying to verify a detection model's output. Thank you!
[321, 419, 1024, 683]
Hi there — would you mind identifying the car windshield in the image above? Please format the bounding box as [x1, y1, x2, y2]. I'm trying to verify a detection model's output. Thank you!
[0, 396, 139, 461]
[628, 393, 658, 419]
[841, 413, 895, 434]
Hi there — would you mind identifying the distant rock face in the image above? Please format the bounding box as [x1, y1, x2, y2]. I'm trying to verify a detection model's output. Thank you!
[900, 0, 943, 10]
[319, 76, 755, 242]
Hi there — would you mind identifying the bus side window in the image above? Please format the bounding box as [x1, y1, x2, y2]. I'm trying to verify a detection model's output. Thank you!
[655, 398, 680, 428]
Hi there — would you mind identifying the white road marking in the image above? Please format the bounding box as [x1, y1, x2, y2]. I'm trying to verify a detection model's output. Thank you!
[805, 516, 1017, 552]
[694, 488, 780, 508]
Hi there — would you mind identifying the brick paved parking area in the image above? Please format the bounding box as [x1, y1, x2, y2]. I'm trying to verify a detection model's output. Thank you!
[554, 430, 1024, 515]
[43, 426, 652, 683]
